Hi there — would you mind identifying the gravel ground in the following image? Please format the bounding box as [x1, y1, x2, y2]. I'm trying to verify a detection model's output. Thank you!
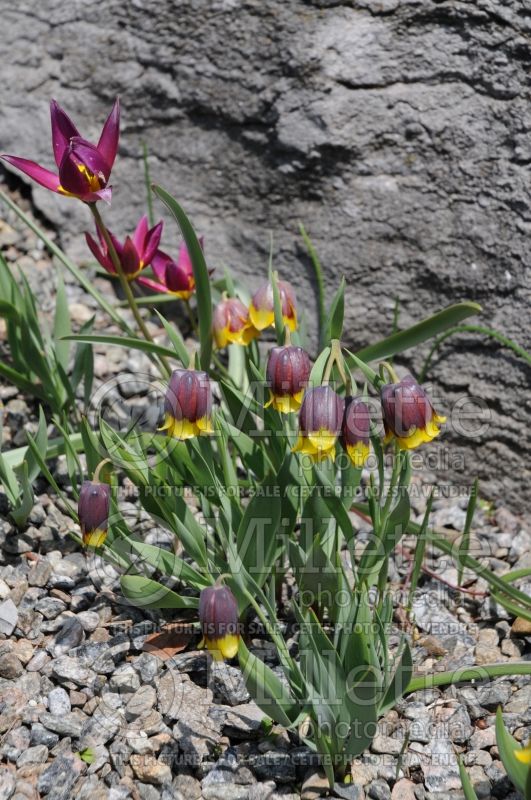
[0, 182, 530, 800]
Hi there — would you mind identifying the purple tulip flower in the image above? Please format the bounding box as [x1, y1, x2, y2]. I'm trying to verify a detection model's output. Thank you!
[85, 215, 163, 280]
[1, 98, 120, 203]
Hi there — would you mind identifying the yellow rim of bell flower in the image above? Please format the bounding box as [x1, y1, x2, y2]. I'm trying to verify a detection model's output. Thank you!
[200, 633, 240, 661]
[384, 413, 447, 451]
[160, 413, 213, 440]
[346, 441, 370, 468]
[515, 745, 531, 764]
[83, 528, 107, 548]
[215, 321, 259, 349]
[292, 429, 337, 462]
[248, 305, 297, 332]
[265, 389, 305, 414]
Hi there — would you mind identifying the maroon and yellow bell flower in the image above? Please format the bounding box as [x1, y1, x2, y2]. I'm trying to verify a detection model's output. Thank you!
[342, 397, 370, 467]
[265, 345, 311, 413]
[199, 584, 240, 661]
[249, 280, 297, 332]
[2, 99, 119, 204]
[213, 297, 259, 348]
[85, 215, 163, 280]
[381, 374, 446, 450]
[137, 239, 203, 299]
[161, 368, 213, 440]
[292, 385, 344, 462]
[78, 481, 111, 548]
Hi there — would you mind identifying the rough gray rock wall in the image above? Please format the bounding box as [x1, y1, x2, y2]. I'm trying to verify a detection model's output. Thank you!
[0, 0, 530, 510]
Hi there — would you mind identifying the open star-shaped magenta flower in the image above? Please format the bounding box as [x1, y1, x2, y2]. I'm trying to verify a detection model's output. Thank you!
[1, 98, 120, 203]
[85, 215, 163, 280]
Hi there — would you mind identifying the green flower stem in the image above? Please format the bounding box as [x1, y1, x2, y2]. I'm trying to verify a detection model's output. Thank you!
[93, 458, 111, 483]
[379, 361, 399, 385]
[406, 662, 531, 693]
[322, 339, 346, 385]
[89, 204, 171, 377]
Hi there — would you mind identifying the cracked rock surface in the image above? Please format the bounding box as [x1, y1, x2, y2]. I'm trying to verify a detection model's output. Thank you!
[0, 0, 530, 508]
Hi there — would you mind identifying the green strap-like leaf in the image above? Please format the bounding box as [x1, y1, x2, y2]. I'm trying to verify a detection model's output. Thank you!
[120, 575, 199, 609]
[457, 755, 480, 800]
[238, 639, 300, 727]
[354, 301, 482, 363]
[379, 640, 413, 715]
[322, 276, 345, 344]
[406, 662, 531, 694]
[63, 333, 176, 360]
[154, 310, 189, 366]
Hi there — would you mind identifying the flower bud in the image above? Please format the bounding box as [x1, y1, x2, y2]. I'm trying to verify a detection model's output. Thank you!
[161, 368, 213, 440]
[292, 385, 343, 462]
[213, 297, 258, 348]
[341, 397, 370, 467]
[199, 584, 240, 661]
[380, 374, 446, 450]
[249, 280, 297, 332]
[78, 481, 111, 548]
[265, 345, 311, 413]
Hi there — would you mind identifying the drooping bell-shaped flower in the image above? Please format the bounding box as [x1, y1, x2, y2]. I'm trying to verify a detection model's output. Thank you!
[292, 385, 344, 462]
[265, 345, 311, 413]
[161, 368, 213, 440]
[249, 280, 297, 332]
[380, 374, 446, 450]
[85, 215, 163, 280]
[78, 481, 111, 548]
[137, 240, 203, 299]
[2, 99, 120, 203]
[199, 584, 240, 661]
[341, 397, 370, 467]
[213, 297, 259, 348]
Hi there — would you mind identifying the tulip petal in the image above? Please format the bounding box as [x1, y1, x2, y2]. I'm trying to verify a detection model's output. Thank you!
[85, 231, 114, 273]
[121, 236, 141, 276]
[177, 241, 194, 275]
[1, 155, 60, 192]
[142, 221, 164, 266]
[87, 186, 113, 204]
[136, 276, 169, 293]
[151, 250, 171, 283]
[69, 137, 111, 182]
[132, 215, 149, 254]
[50, 99, 80, 167]
[97, 98, 120, 170]
[58, 150, 92, 196]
